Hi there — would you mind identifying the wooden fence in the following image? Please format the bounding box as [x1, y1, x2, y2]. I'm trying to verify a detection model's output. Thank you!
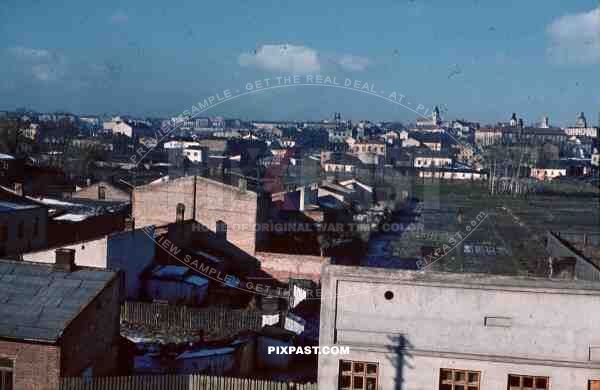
[60, 375, 317, 390]
[121, 301, 265, 332]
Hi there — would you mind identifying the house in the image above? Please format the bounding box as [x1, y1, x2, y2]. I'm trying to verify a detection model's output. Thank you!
[112, 121, 133, 138]
[182, 146, 207, 163]
[22, 226, 155, 299]
[347, 139, 386, 156]
[409, 132, 442, 151]
[133, 176, 270, 255]
[0, 251, 121, 390]
[21, 123, 39, 140]
[322, 153, 364, 174]
[318, 264, 600, 389]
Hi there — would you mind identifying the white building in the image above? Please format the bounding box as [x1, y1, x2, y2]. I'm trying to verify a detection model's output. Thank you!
[182, 146, 205, 163]
[163, 140, 201, 149]
[112, 121, 133, 138]
[319, 264, 600, 390]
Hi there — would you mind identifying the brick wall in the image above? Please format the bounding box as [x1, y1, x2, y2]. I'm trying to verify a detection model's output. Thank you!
[60, 274, 122, 377]
[72, 182, 129, 202]
[0, 340, 60, 390]
[133, 176, 262, 255]
[255, 251, 329, 282]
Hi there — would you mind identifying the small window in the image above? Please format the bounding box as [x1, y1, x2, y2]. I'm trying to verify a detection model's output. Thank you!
[439, 368, 480, 390]
[508, 374, 549, 390]
[339, 360, 378, 390]
[175, 203, 185, 223]
[0, 358, 14, 390]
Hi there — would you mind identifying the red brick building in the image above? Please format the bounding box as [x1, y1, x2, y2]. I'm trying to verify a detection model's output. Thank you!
[0, 250, 121, 390]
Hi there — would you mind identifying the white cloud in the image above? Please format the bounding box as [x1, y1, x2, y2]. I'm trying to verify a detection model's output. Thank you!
[338, 54, 370, 71]
[8, 46, 50, 59]
[239, 44, 320, 73]
[109, 11, 129, 24]
[7, 47, 67, 81]
[547, 7, 600, 64]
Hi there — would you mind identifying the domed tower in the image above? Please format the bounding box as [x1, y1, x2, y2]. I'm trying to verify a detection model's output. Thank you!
[541, 115, 550, 129]
[575, 112, 587, 128]
[432, 106, 441, 125]
[510, 113, 518, 127]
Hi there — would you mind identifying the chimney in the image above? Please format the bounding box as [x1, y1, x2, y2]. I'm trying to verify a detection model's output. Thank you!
[14, 183, 23, 197]
[55, 248, 76, 272]
[238, 177, 247, 193]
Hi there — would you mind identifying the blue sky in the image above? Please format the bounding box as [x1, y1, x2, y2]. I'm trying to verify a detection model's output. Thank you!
[0, 0, 598, 126]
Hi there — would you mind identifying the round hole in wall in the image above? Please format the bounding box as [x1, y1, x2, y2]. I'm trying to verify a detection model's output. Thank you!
[384, 291, 394, 300]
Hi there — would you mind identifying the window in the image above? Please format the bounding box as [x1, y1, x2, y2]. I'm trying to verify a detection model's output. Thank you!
[339, 360, 378, 390]
[175, 203, 185, 223]
[0, 358, 13, 390]
[508, 374, 549, 390]
[439, 368, 480, 390]
[98, 185, 106, 200]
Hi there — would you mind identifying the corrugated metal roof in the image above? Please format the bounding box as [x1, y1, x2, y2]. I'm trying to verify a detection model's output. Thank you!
[0, 260, 117, 343]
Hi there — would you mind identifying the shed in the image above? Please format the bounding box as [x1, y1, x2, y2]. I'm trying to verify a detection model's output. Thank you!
[145, 265, 209, 305]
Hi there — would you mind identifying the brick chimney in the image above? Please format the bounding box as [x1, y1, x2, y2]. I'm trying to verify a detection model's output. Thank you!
[55, 248, 76, 272]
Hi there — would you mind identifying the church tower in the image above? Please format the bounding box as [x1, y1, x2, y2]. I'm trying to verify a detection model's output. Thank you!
[575, 112, 587, 128]
[432, 106, 441, 125]
[510, 113, 518, 127]
[541, 116, 550, 129]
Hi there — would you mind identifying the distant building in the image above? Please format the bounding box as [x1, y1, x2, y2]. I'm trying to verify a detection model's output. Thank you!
[0, 253, 121, 390]
[112, 121, 133, 138]
[474, 127, 502, 147]
[0, 196, 47, 256]
[413, 151, 452, 168]
[182, 146, 207, 163]
[576, 111, 588, 128]
[21, 123, 39, 140]
[530, 161, 567, 181]
[347, 139, 386, 156]
[322, 153, 363, 174]
[102, 116, 122, 131]
[163, 140, 200, 149]
[319, 264, 600, 390]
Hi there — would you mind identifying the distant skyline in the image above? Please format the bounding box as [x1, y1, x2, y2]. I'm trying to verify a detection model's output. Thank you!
[0, 0, 598, 126]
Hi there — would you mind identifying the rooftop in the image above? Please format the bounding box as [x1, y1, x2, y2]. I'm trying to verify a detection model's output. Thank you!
[0, 200, 41, 212]
[0, 260, 118, 344]
[325, 264, 600, 294]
